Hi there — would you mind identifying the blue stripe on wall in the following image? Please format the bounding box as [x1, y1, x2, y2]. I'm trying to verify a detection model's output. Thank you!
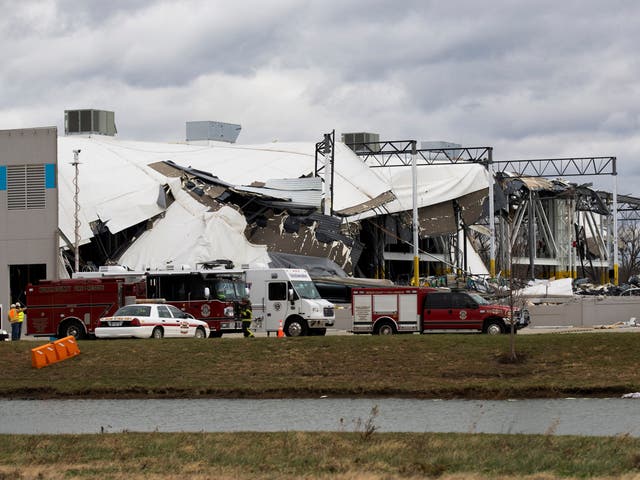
[45, 163, 56, 189]
[0, 166, 6, 191]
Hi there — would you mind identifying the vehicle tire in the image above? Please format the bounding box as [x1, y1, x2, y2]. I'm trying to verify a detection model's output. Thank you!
[374, 321, 396, 335]
[151, 327, 164, 339]
[194, 327, 206, 339]
[60, 320, 85, 340]
[209, 331, 223, 338]
[285, 317, 308, 337]
[484, 319, 504, 335]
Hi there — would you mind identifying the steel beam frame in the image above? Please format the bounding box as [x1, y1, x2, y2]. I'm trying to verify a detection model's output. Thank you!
[342, 138, 619, 284]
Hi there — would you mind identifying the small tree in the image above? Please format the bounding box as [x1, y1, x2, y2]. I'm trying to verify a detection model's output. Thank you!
[491, 210, 530, 362]
[505, 272, 529, 361]
[619, 221, 640, 283]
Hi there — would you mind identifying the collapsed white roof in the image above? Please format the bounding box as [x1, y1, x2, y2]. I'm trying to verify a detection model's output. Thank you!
[57, 135, 492, 271]
[349, 161, 491, 220]
[57, 135, 391, 269]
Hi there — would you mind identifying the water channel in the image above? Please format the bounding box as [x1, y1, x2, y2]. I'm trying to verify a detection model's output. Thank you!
[1, 398, 639, 437]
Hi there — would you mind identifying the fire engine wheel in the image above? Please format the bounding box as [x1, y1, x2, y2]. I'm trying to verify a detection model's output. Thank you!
[285, 317, 308, 337]
[484, 320, 504, 335]
[375, 321, 397, 335]
[61, 320, 85, 340]
[209, 331, 223, 338]
[151, 327, 164, 339]
[194, 327, 206, 339]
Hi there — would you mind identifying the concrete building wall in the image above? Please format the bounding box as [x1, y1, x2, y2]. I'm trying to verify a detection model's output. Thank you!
[0, 127, 58, 334]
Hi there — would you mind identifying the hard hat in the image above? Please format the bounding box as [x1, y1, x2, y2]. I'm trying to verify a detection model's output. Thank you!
[15, 303, 21, 308]
[10, 304, 15, 308]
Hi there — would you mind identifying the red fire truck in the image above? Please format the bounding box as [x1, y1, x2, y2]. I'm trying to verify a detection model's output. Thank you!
[26, 264, 250, 339]
[351, 287, 530, 335]
[26, 276, 147, 339]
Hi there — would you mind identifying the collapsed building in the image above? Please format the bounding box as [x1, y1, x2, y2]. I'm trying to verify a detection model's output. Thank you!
[52, 111, 634, 293]
[5, 112, 640, 335]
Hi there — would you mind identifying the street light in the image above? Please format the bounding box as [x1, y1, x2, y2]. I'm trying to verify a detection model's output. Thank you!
[71, 149, 81, 273]
[412, 141, 419, 286]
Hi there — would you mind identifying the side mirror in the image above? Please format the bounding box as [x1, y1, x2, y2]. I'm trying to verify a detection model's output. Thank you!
[204, 287, 210, 300]
[288, 288, 295, 300]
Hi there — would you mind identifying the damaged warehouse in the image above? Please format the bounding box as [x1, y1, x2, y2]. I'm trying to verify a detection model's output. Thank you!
[55, 132, 393, 278]
[51, 124, 634, 296]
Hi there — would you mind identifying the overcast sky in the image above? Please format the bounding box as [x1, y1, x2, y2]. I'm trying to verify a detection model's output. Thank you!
[1, 0, 639, 193]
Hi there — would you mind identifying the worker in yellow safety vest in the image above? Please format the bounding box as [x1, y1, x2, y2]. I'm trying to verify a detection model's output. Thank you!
[241, 304, 254, 338]
[9, 303, 21, 341]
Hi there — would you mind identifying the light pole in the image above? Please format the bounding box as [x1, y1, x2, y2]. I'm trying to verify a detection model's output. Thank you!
[411, 141, 420, 286]
[72, 149, 81, 273]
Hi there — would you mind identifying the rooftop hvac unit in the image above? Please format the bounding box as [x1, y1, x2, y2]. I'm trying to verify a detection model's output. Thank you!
[341, 132, 380, 153]
[420, 141, 463, 160]
[186, 121, 241, 143]
[65, 109, 117, 136]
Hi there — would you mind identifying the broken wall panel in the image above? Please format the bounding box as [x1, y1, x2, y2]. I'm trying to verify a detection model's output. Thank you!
[458, 188, 488, 226]
[335, 190, 396, 216]
[418, 202, 457, 236]
[244, 212, 359, 274]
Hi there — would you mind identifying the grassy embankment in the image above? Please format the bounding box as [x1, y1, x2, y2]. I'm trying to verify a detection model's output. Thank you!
[1, 431, 640, 479]
[0, 333, 638, 399]
[2, 333, 640, 479]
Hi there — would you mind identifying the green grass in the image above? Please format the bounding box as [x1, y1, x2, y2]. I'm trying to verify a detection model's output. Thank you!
[1, 431, 640, 479]
[2, 333, 640, 479]
[1, 333, 638, 399]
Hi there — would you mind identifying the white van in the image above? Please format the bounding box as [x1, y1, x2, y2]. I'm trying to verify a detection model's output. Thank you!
[246, 268, 335, 336]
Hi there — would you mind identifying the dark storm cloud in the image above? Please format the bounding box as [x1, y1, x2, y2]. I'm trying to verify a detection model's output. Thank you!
[1, 0, 640, 192]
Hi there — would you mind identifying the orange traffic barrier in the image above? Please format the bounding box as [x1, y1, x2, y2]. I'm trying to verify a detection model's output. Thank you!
[31, 336, 81, 368]
[54, 336, 80, 358]
[31, 346, 48, 369]
[53, 341, 69, 361]
[43, 345, 58, 364]
[277, 320, 285, 338]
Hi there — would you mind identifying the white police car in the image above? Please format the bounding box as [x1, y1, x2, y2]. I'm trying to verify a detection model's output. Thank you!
[95, 303, 210, 339]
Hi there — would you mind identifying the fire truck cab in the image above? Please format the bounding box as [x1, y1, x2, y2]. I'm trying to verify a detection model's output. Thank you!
[352, 287, 530, 335]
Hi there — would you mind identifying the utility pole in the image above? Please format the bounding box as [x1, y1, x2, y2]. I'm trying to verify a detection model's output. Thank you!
[322, 131, 335, 216]
[72, 149, 81, 273]
[412, 140, 420, 286]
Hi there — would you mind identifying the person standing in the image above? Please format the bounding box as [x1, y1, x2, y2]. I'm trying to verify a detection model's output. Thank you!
[241, 304, 254, 338]
[15, 303, 25, 340]
[8, 303, 20, 341]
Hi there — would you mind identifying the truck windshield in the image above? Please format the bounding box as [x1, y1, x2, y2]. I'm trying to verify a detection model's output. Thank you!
[210, 279, 248, 301]
[468, 293, 490, 305]
[291, 281, 322, 300]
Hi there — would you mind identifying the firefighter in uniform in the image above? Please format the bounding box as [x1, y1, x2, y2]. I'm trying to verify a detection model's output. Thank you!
[241, 304, 254, 338]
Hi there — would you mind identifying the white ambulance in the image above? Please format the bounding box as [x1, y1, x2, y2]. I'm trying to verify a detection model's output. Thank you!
[246, 268, 335, 336]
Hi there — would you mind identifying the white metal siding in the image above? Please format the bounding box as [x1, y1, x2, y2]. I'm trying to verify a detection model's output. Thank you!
[352, 294, 372, 326]
[398, 294, 417, 320]
[398, 294, 419, 330]
[373, 294, 397, 314]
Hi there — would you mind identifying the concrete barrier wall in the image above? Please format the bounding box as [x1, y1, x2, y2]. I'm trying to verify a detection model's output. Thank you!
[528, 297, 640, 328]
[335, 297, 640, 330]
